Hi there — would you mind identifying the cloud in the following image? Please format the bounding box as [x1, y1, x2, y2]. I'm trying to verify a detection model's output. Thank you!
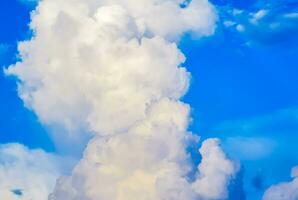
[0, 143, 68, 200]
[49, 136, 237, 200]
[6, 0, 217, 150]
[263, 166, 298, 200]
[218, 1, 298, 46]
[5, 0, 238, 199]
[192, 139, 238, 200]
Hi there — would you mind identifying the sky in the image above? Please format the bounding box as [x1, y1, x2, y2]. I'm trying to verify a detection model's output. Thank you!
[0, 0, 298, 200]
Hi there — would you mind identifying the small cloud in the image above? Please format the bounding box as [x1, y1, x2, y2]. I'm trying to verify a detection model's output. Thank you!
[232, 9, 244, 16]
[219, 1, 298, 46]
[236, 24, 245, 32]
[284, 12, 298, 19]
[250, 10, 268, 24]
[224, 20, 236, 27]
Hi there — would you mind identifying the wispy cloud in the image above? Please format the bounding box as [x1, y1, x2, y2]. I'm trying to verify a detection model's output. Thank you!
[212, 107, 298, 199]
[217, 0, 298, 46]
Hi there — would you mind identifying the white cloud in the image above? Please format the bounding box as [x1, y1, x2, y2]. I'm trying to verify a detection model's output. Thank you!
[192, 139, 238, 200]
[250, 10, 268, 24]
[236, 24, 245, 32]
[6, 0, 216, 147]
[223, 20, 236, 27]
[6, 0, 237, 199]
[0, 143, 68, 200]
[221, 4, 298, 45]
[263, 166, 298, 200]
[232, 9, 244, 16]
[49, 101, 237, 200]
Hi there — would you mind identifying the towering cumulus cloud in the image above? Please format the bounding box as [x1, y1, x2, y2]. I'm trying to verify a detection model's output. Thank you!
[7, 0, 237, 199]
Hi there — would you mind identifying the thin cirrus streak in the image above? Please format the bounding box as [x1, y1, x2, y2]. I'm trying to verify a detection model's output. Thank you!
[6, 0, 238, 199]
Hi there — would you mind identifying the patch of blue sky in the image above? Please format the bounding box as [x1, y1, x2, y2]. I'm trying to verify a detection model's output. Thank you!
[180, 1, 298, 198]
[11, 189, 23, 196]
[0, 0, 54, 152]
[187, 105, 298, 199]
[214, 0, 298, 46]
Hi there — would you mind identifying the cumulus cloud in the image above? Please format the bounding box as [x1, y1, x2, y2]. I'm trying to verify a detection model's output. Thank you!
[263, 166, 298, 200]
[8, 0, 216, 131]
[49, 137, 237, 200]
[6, 0, 237, 199]
[6, 0, 216, 150]
[0, 143, 68, 200]
[193, 139, 238, 200]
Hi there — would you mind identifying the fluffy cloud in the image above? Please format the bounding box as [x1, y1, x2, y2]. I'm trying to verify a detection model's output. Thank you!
[0, 143, 67, 200]
[7, 0, 216, 140]
[193, 139, 238, 200]
[263, 166, 298, 200]
[6, 0, 216, 149]
[6, 0, 237, 199]
[49, 136, 237, 200]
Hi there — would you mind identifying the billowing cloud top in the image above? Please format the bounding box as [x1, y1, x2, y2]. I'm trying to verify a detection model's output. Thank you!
[7, 0, 216, 139]
[5, 0, 239, 200]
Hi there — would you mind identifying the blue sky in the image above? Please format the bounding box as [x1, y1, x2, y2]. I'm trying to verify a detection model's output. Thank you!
[0, 0, 298, 199]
